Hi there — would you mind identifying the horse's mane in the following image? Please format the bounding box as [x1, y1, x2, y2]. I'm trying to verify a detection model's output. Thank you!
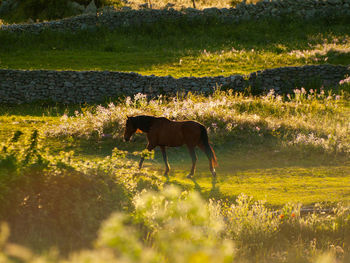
[130, 115, 156, 132]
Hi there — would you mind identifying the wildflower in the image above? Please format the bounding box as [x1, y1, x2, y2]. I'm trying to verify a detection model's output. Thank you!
[291, 213, 296, 218]
[279, 214, 284, 219]
[339, 76, 350, 85]
[125, 96, 131, 106]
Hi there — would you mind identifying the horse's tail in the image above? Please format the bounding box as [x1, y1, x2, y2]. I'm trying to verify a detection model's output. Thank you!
[199, 125, 218, 167]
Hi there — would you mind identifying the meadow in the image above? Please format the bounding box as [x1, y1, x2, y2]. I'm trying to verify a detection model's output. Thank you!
[0, 7, 350, 263]
[1, 88, 350, 262]
[1, 14, 350, 77]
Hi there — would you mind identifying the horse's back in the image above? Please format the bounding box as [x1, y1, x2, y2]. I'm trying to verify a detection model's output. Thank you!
[180, 120, 202, 146]
[152, 118, 202, 147]
[151, 117, 184, 146]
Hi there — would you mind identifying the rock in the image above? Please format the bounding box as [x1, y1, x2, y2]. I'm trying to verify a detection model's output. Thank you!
[101, 5, 115, 13]
[121, 6, 132, 11]
[139, 3, 149, 9]
[0, 0, 17, 15]
[64, 81, 74, 88]
[68, 1, 85, 15]
[164, 3, 175, 9]
[81, 23, 88, 30]
[85, 0, 97, 14]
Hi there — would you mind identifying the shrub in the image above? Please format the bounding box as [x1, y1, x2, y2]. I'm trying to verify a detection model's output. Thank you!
[95, 185, 234, 263]
[0, 130, 133, 252]
[224, 194, 280, 251]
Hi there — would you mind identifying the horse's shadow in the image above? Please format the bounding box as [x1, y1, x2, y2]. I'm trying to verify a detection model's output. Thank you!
[190, 175, 221, 199]
[190, 177, 202, 193]
[208, 176, 221, 199]
[162, 172, 221, 200]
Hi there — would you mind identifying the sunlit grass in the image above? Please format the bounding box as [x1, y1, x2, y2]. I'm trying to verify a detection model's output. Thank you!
[127, 0, 232, 9]
[161, 163, 350, 206]
[1, 90, 349, 207]
[1, 92, 350, 262]
[1, 16, 350, 76]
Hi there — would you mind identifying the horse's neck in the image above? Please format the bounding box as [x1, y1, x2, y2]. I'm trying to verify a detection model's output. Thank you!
[137, 116, 155, 132]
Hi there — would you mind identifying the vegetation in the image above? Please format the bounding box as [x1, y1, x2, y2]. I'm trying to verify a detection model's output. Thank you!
[1, 4, 350, 262]
[1, 15, 350, 76]
[0, 85, 349, 262]
[0, 141, 349, 262]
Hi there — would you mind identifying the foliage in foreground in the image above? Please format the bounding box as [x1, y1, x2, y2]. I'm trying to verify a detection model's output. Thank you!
[0, 88, 349, 262]
[0, 130, 159, 251]
[0, 185, 349, 263]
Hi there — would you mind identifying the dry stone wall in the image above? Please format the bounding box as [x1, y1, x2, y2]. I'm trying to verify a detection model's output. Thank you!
[0, 65, 348, 104]
[1, 1, 349, 104]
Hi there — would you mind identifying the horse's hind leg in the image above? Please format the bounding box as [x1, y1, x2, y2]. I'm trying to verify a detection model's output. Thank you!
[160, 146, 170, 176]
[198, 144, 216, 177]
[187, 146, 197, 178]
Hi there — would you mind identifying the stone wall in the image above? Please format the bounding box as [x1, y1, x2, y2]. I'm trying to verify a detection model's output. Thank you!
[0, 65, 348, 104]
[1, 0, 350, 33]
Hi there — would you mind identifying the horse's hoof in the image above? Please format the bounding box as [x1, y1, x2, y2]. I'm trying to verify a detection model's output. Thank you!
[212, 171, 217, 177]
[186, 174, 194, 179]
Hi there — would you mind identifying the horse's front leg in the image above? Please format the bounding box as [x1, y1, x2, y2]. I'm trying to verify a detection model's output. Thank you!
[139, 143, 155, 169]
[160, 146, 170, 176]
[187, 146, 197, 178]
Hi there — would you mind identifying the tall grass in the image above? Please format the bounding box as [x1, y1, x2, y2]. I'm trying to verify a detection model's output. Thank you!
[0, 125, 349, 262]
[0, 185, 349, 262]
[0, 130, 159, 252]
[45, 89, 350, 155]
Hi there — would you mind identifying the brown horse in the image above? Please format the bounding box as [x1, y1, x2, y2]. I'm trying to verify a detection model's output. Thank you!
[123, 115, 218, 178]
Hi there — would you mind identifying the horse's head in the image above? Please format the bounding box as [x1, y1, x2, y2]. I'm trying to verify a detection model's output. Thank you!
[124, 116, 136, 142]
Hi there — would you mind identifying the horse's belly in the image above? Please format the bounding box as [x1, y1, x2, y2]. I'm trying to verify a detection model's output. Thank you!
[158, 137, 183, 147]
[158, 129, 184, 147]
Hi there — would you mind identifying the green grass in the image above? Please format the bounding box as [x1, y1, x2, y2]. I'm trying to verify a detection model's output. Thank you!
[152, 147, 350, 206]
[1, 11, 350, 262]
[1, 90, 349, 207]
[1, 92, 350, 262]
[1, 115, 349, 207]
[1, 16, 350, 76]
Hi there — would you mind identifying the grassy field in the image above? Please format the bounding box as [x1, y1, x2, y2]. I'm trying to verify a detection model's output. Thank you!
[1, 91, 350, 262]
[1, 11, 350, 263]
[1, 16, 350, 77]
[1, 90, 349, 206]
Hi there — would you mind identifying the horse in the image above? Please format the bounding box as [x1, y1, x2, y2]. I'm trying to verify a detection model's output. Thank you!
[123, 115, 218, 178]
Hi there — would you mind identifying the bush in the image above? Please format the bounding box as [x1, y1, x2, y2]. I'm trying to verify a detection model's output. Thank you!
[0, 130, 133, 252]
